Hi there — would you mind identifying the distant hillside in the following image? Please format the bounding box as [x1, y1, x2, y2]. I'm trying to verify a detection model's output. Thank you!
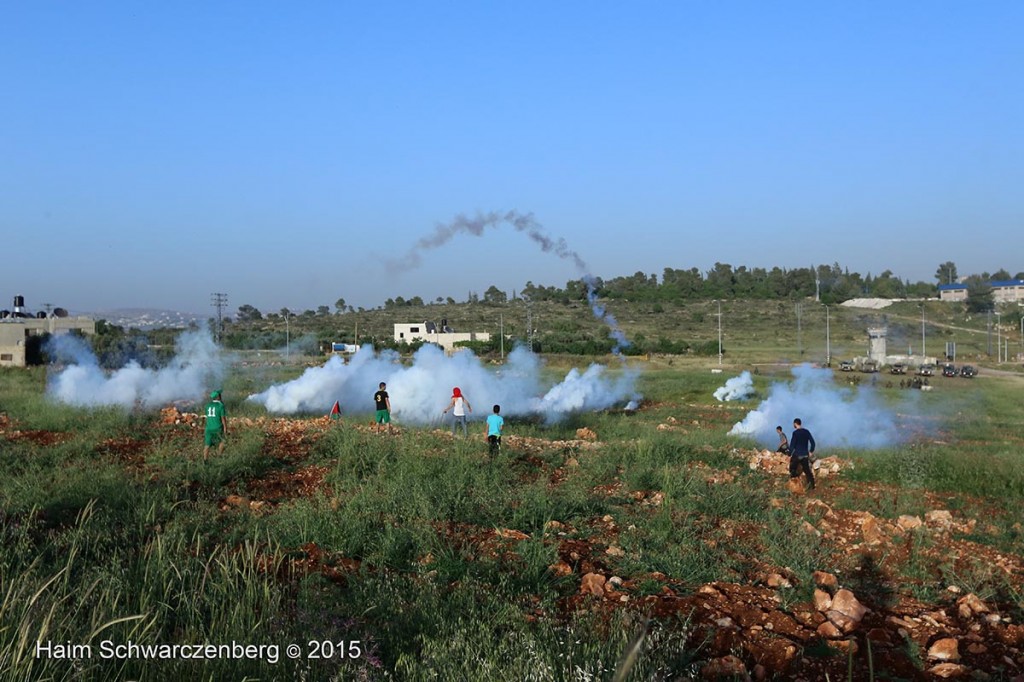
[84, 308, 203, 330]
[217, 297, 1013, 366]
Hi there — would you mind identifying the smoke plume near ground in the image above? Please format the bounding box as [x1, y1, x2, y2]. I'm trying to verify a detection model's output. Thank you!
[46, 330, 225, 408]
[714, 371, 755, 401]
[729, 365, 904, 450]
[248, 344, 639, 423]
[389, 210, 631, 354]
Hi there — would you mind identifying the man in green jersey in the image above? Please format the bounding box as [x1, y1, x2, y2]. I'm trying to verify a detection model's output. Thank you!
[203, 390, 228, 460]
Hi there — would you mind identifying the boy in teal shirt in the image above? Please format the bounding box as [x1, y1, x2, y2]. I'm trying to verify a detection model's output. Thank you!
[485, 404, 504, 456]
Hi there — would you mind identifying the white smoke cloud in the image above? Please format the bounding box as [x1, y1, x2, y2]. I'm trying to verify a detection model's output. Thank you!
[46, 329, 225, 408]
[729, 364, 902, 449]
[248, 344, 639, 423]
[713, 371, 755, 401]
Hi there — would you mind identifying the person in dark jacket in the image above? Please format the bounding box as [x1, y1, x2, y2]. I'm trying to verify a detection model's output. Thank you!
[788, 418, 816, 489]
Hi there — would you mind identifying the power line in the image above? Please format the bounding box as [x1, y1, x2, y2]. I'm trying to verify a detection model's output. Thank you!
[211, 293, 228, 343]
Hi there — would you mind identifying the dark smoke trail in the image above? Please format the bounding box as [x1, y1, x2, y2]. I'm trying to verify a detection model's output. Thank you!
[390, 210, 630, 354]
[388, 210, 588, 272]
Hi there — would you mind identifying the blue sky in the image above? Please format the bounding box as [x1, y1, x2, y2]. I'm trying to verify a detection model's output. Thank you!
[2, 3, 1022, 314]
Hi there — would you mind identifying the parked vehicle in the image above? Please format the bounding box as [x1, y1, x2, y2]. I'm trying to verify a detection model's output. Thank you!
[942, 364, 957, 377]
[890, 363, 906, 375]
[917, 364, 935, 376]
[839, 360, 855, 371]
[960, 365, 977, 378]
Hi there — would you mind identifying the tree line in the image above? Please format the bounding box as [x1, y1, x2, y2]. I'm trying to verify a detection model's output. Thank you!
[229, 260, 1020, 321]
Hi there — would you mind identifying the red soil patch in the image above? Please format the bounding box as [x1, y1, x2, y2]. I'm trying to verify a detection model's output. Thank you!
[246, 464, 332, 502]
[5, 429, 72, 447]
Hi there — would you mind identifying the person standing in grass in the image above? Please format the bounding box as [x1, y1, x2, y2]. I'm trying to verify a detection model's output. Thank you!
[485, 404, 503, 456]
[788, 418, 816, 490]
[373, 382, 392, 433]
[203, 390, 228, 460]
[442, 387, 473, 437]
[775, 425, 790, 455]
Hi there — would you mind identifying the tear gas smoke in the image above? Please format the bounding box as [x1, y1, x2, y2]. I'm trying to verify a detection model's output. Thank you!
[46, 329, 225, 408]
[388, 210, 587, 272]
[248, 344, 639, 423]
[729, 364, 903, 449]
[713, 371, 755, 401]
[389, 210, 630, 354]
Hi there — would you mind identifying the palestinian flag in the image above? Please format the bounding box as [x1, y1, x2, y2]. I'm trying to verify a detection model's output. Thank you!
[329, 401, 341, 419]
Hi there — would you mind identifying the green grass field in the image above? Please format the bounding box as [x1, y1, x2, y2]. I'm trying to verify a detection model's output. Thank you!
[1, 355, 1022, 680]
[227, 297, 1024, 371]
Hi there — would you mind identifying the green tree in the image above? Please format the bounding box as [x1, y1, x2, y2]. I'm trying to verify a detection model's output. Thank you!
[906, 281, 937, 298]
[934, 261, 958, 285]
[870, 270, 906, 299]
[317, 305, 330, 316]
[334, 298, 347, 314]
[483, 285, 508, 304]
[991, 268, 1012, 281]
[964, 276, 994, 313]
[236, 304, 262, 322]
[704, 262, 735, 298]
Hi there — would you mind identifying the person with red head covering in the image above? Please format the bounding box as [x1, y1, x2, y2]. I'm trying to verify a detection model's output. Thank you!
[442, 386, 473, 437]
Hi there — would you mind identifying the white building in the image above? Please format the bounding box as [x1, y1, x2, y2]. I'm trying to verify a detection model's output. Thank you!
[993, 279, 1024, 302]
[393, 321, 490, 353]
[938, 279, 1024, 303]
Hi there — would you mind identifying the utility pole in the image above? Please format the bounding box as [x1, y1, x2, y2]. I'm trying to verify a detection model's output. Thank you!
[995, 312, 1002, 364]
[824, 304, 831, 366]
[211, 293, 228, 343]
[499, 312, 504, 360]
[921, 304, 926, 357]
[796, 303, 803, 356]
[285, 311, 291, 360]
[987, 311, 992, 356]
[714, 300, 723, 366]
[525, 299, 534, 352]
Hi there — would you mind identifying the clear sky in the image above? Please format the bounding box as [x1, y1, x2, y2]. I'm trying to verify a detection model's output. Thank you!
[2, 2, 1022, 314]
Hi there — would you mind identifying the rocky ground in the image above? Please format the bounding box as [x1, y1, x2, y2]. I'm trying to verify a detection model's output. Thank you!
[172, 406, 1024, 679]
[8, 406, 1019, 680]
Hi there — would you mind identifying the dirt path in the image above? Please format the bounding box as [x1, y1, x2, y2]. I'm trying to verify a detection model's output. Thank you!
[977, 366, 1024, 385]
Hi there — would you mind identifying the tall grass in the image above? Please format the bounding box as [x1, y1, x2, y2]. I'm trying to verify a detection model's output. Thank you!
[3, 359, 1023, 679]
[0, 502, 380, 681]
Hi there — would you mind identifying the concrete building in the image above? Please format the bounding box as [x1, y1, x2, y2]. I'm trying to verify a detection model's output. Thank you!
[1, 315, 96, 367]
[937, 284, 967, 302]
[394, 320, 490, 354]
[866, 326, 888, 365]
[992, 279, 1024, 303]
[938, 279, 1024, 303]
[853, 325, 937, 370]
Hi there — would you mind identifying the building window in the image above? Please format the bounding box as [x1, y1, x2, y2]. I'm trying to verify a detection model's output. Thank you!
[399, 333, 404, 339]
[0, 354, 12, 361]
[410, 327, 420, 333]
